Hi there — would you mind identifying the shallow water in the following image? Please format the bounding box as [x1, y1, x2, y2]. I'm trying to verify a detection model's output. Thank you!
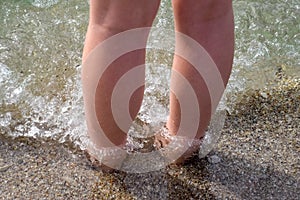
[0, 0, 299, 157]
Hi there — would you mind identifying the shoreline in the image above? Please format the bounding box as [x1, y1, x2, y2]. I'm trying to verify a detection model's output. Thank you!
[0, 77, 299, 199]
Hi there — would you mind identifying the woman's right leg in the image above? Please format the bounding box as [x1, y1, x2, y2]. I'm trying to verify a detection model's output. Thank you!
[82, 0, 160, 150]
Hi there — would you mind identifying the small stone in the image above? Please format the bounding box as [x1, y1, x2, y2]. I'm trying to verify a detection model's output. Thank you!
[62, 176, 77, 186]
[17, 159, 24, 164]
[0, 165, 12, 172]
[260, 92, 268, 98]
[208, 155, 221, 164]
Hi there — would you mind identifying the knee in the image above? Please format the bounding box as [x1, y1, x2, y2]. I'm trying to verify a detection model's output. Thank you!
[89, 0, 160, 33]
[173, 0, 232, 21]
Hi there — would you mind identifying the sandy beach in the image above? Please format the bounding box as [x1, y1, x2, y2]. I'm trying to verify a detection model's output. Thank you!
[0, 77, 299, 199]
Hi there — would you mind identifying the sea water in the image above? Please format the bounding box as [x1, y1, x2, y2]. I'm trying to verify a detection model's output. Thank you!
[0, 0, 299, 160]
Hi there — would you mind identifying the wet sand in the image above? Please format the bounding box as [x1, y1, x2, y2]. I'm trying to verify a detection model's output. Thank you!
[0, 77, 299, 199]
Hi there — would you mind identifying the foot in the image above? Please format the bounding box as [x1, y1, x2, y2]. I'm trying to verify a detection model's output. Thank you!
[154, 126, 203, 165]
[84, 143, 128, 172]
[84, 150, 115, 172]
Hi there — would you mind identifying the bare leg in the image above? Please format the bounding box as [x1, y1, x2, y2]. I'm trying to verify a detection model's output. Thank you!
[82, 0, 160, 149]
[161, 0, 234, 163]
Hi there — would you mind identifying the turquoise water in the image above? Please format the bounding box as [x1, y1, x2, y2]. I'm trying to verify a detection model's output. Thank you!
[0, 0, 299, 149]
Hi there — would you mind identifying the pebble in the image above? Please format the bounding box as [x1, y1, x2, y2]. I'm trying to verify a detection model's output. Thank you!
[0, 164, 12, 172]
[260, 92, 268, 98]
[208, 155, 221, 164]
[62, 176, 77, 186]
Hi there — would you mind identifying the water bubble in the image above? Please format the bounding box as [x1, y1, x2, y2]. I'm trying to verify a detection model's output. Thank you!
[0, 63, 11, 84]
[0, 112, 12, 127]
[30, 0, 59, 8]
